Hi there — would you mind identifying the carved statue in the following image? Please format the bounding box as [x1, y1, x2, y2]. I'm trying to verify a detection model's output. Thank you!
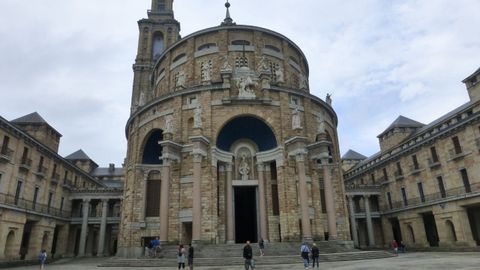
[138, 91, 146, 107]
[175, 70, 186, 88]
[221, 56, 232, 71]
[238, 153, 250, 181]
[317, 114, 326, 134]
[193, 105, 202, 128]
[237, 75, 256, 98]
[201, 61, 212, 82]
[165, 114, 174, 133]
[292, 108, 302, 130]
[275, 67, 285, 83]
[257, 56, 269, 73]
[299, 73, 308, 89]
[326, 93, 332, 105]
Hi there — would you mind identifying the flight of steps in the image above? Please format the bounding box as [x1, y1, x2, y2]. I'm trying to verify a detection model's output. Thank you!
[98, 242, 394, 267]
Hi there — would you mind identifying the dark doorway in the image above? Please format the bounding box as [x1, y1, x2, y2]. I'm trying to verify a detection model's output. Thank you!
[234, 186, 257, 243]
[467, 206, 480, 245]
[389, 217, 402, 243]
[74, 228, 81, 256]
[422, 212, 439, 247]
[20, 221, 34, 260]
[51, 226, 60, 259]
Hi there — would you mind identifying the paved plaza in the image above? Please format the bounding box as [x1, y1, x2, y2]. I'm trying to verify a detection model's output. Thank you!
[4, 252, 479, 270]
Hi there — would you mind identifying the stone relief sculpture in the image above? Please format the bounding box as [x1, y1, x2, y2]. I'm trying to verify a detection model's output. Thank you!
[299, 73, 308, 89]
[175, 70, 186, 88]
[193, 105, 202, 128]
[221, 56, 232, 71]
[201, 60, 212, 83]
[138, 91, 146, 107]
[257, 56, 269, 73]
[238, 153, 250, 181]
[165, 114, 174, 133]
[292, 107, 302, 130]
[237, 76, 256, 98]
[275, 67, 285, 83]
[317, 114, 326, 134]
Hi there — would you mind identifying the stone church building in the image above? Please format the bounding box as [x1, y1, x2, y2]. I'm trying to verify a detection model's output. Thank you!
[117, 0, 350, 256]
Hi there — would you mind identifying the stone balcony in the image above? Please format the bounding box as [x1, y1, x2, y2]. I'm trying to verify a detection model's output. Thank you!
[345, 184, 381, 196]
[0, 191, 70, 219]
[427, 158, 441, 169]
[18, 158, 32, 171]
[0, 147, 14, 163]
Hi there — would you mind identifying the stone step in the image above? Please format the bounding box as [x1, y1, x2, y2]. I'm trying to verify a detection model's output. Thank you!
[98, 251, 394, 267]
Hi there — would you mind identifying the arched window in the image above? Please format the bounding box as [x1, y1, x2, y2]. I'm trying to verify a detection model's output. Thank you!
[198, 43, 217, 51]
[152, 32, 164, 60]
[142, 130, 164, 164]
[445, 220, 457, 242]
[4, 231, 15, 258]
[265, 45, 280, 52]
[146, 171, 161, 217]
[232, 40, 250, 46]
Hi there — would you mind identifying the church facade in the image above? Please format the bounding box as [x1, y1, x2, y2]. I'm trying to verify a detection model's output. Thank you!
[118, 0, 350, 256]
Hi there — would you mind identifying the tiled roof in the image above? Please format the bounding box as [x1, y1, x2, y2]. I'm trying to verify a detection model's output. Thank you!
[342, 149, 367, 160]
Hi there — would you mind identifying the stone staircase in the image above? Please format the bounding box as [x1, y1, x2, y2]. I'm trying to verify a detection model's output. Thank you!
[98, 242, 394, 267]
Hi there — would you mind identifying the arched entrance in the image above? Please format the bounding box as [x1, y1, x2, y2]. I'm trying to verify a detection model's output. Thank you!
[4, 231, 16, 259]
[217, 116, 277, 243]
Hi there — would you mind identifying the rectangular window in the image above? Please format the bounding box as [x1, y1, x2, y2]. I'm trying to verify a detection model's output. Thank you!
[437, 176, 446, 198]
[319, 180, 327, 213]
[396, 162, 403, 175]
[387, 192, 393, 209]
[412, 155, 419, 170]
[60, 197, 65, 212]
[14, 181, 23, 205]
[1, 135, 9, 154]
[383, 168, 388, 181]
[401, 187, 408, 206]
[63, 171, 68, 184]
[52, 164, 57, 177]
[417, 182, 425, 203]
[430, 147, 439, 163]
[146, 180, 161, 217]
[38, 156, 44, 172]
[460, 169, 471, 193]
[47, 192, 53, 212]
[32, 186, 40, 210]
[21, 147, 29, 163]
[271, 184, 280, 216]
[371, 173, 375, 184]
[452, 136, 462, 154]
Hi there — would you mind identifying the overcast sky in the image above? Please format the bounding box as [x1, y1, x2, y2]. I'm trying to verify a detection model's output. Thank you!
[1, 0, 479, 167]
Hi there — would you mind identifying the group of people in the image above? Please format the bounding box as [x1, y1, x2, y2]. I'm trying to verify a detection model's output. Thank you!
[242, 238, 266, 270]
[176, 244, 194, 270]
[300, 242, 320, 269]
[391, 239, 407, 255]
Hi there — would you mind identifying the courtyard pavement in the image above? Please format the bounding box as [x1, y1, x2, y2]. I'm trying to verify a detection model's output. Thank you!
[4, 252, 479, 270]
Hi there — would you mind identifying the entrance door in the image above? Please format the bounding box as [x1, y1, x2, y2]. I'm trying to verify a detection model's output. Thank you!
[389, 217, 402, 243]
[20, 221, 34, 260]
[234, 186, 258, 243]
[422, 212, 439, 247]
[467, 206, 480, 245]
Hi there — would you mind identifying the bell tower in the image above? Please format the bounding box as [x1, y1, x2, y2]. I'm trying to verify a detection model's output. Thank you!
[131, 0, 180, 112]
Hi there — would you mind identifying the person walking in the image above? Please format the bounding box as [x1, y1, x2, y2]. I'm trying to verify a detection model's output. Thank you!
[311, 243, 319, 268]
[177, 244, 186, 269]
[151, 237, 160, 258]
[258, 238, 265, 256]
[243, 240, 255, 270]
[300, 242, 310, 269]
[188, 244, 194, 270]
[391, 239, 399, 256]
[39, 249, 47, 270]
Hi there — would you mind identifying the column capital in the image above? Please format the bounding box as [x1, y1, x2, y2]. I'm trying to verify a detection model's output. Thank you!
[82, 198, 91, 203]
[192, 153, 203, 163]
[364, 194, 371, 199]
[256, 163, 265, 171]
[225, 162, 233, 172]
[101, 198, 109, 204]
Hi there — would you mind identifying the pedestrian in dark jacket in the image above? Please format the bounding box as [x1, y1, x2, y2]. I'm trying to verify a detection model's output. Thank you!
[300, 242, 310, 268]
[243, 241, 255, 270]
[188, 244, 194, 270]
[311, 243, 320, 268]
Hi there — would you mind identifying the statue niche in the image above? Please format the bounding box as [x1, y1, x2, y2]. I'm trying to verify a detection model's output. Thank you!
[234, 147, 255, 181]
[234, 66, 258, 99]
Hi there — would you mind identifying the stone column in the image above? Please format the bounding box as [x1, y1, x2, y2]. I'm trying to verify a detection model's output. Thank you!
[159, 159, 171, 244]
[348, 195, 359, 247]
[257, 163, 268, 240]
[78, 198, 90, 257]
[98, 199, 109, 256]
[322, 160, 337, 240]
[364, 195, 375, 246]
[140, 173, 148, 223]
[295, 153, 312, 242]
[192, 153, 203, 243]
[225, 163, 234, 244]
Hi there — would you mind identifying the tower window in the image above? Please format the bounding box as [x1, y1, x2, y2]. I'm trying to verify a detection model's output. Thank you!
[231, 40, 250, 46]
[152, 32, 164, 60]
[157, 0, 166, 11]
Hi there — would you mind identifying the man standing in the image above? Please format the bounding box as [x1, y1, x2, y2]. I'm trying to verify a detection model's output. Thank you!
[311, 243, 320, 268]
[300, 242, 310, 269]
[151, 237, 160, 258]
[39, 249, 47, 270]
[243, 240, 255, 270]
[188, 243, 194, 270]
